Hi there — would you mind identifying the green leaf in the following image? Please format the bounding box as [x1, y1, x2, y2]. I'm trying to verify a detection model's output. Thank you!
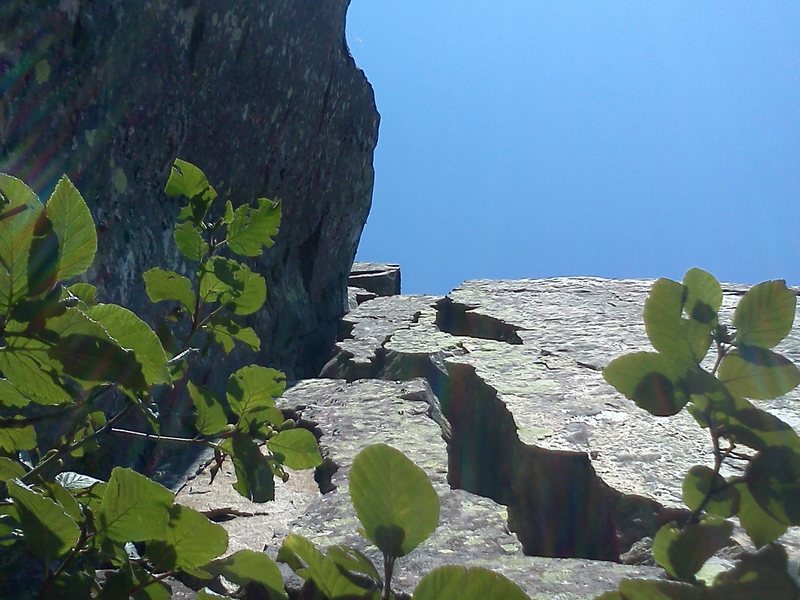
[0, 422, 37, 451]
[734, 280, 796, 348]
[652, 517, 733, 581]
[746, 446, 800, 526]
[66, 282, 97, 306]
[165, 159, 217, 224]
[413, 565, 529, 600]
[204, 316, 260, 354]
[188, 381, 229, 436]
[736, 486, 787, 548]
[681, 465, 739, 518]
[682, 268, 722, 323]
[226, 198, 281, 257]
[7, 479, 80, 562]
[220, 434, 275, 502]
[267, 429, 322, 469]
[200, 257, 266, 315]
[98, 561, 171, 600]
[277, 533, 377, 599]
[0, 325, 73, 404]
[46, 175, 96, 280]
[603, 352, 691, 416]
[349, 443, 440, 558]
[146, 504, 228, 574]
[99, 467, 173, 542]
[0, 458, 26, 481]
[174, 222, 209, 261]
[712, 543, 800, 599]
[0, 377, 34, 408]
[86, 304, 171, 386]
[226, 365, 285, 428]
[325, 545, 381, 582]
[206, 549, 288, 600]
[143, 268, 195, 311]
[0, 174, 43, 313]
[718, 346, 800, 400]
[644, 278, 707, 364]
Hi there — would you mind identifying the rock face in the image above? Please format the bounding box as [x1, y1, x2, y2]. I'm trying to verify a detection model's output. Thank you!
[167, 275, 800, 597]
[0, 0, 378, 379]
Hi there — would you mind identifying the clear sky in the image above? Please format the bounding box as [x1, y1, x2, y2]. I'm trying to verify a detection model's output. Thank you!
[345, 2, 800, 295]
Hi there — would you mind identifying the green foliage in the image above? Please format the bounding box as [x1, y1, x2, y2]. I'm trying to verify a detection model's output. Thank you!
[279, 443, 528, 600]
[0, 161, 318, 597]
[601, 268, 800, 597]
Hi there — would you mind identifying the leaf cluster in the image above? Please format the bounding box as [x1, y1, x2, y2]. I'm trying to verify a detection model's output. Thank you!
[601, 268, 800, 597]
[0, 161, 320, 597]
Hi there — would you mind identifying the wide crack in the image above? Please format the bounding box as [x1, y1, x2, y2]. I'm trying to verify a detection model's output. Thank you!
[320, 293, 687, 563]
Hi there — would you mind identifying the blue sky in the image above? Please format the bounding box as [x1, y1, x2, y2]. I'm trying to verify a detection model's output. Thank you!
[346, 2, 800, 295]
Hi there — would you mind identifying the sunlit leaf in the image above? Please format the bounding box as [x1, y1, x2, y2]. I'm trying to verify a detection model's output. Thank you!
[718, 346, 800, 400]
[0, 174, 43, 313]
[746, 446, 800, 526]
[165, 159, 217, 225]
[267, 429, 322, 469]
[46, 175, 96, 280]
[219, 434, 274, 502]
[146, 504, 228, 574]
[734, 483, 787, 547]
[413, 565, 529, 600]
[349, 443, 439, 558]
[204, 317, 260, 354]
[7, 479, 80, 562]
[734, 280, 796, 348]
[226, 198, 281, 256]
[0, 458, 26, 481]
[682, 268, 722, 323]
[174, 221, 208, 261]
[206, 549, 288, 600]
[652, 517, 733, 581]
[603, 352, 691, 416]
[200, 257, 266, 315]
[188, 381, 229, 436]
[99, 467, 173, 542]
[143, 268, 195, 311]
[681, 465, 739, 517]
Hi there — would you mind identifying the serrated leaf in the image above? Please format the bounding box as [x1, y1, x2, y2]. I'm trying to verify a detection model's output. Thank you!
[681, 465, 739, 517]
[66, 282, 97, 306]
[718, 346, 800, 400]
[46, 175, 96, 280]
[746, 446, 800, 526]
[0, 174, 43, 313]
[413, 565, 529, 600]
[226, 366, 285, 431]
[99, 467, 173, 542]
[86, 304, 170, 386]
[734, 280, 796, 348]
[220, 434, 274, 502]
[0, 378, 34, 408]
[200, 256, 266, 315]
[226, 198, 281, 256]
[174, 221, 208, 261]
[349, 443, 440, 558]
[146, 504, 228, 573]
[603, 352, 691, 416]
[188, 381, 229, 436]
[165, 159, 217, 225]
[7, 479, 80, 562]
[204, 317, 260, 354]
[277, 533, 376, 599]
[206, 549, 288, 600]
[143, 268, 195, 311]
[267, 429, 322, 470]
[652, 517, 733, 581]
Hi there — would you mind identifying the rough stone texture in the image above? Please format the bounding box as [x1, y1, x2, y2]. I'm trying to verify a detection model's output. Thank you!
[175, 377, 661, 598]
[0, 0, 378, 380]
[349, 261, 402, 297]
[323, 277, 800, 561]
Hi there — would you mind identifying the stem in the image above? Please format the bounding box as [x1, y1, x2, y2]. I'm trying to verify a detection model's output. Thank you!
[110, 428, 202, 445]
[688, 426, 727, 524]
[382, 554, 395, 600]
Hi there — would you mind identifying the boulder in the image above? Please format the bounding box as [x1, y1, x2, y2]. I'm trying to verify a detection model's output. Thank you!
[0, 0, 378, 380]
[349, 261, 402, 297]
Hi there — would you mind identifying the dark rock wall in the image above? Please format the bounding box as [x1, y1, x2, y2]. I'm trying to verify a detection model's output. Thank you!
[0, 0, 379, 379]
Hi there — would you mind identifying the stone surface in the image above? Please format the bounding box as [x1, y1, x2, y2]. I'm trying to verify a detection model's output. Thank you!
[175, 377, 661, 598]
[349, 261, 402, 297]
[322, 277, 800, 561]
[0, 0, 378, 380]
